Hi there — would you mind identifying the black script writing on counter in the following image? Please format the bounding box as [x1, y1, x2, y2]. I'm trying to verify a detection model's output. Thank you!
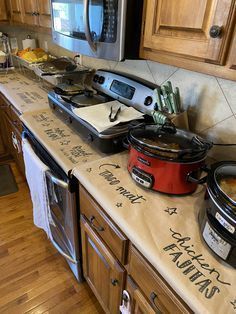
[45, 128, 70, 141]
[162, 229, 231, 300]
[99, 169, 146, 205]
[60, 146, 93, 164]
[230, 299, 236, 310]
[33, 113, 54, 124]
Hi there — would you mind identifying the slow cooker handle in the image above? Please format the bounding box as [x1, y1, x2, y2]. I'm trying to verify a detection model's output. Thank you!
[122, 137, 130, 150]
[187, 171, 208, 184]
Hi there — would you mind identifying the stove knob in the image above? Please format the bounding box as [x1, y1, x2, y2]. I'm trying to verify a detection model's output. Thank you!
[93, 74, 99, 83]
[98, 76, 105, 84]
[144, 96, 153, 106]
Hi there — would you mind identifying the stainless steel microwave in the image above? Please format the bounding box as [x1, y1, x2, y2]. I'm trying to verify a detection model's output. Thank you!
[51, 0, 143, 61]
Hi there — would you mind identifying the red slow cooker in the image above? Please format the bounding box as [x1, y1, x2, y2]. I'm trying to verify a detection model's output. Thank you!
[125, 124, 212, 195]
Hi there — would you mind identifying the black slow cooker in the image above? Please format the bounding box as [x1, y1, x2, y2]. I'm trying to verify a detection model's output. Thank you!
[199, 161, 236, 267]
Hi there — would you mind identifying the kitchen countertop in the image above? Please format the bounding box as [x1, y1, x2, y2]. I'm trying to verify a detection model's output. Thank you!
[73, 153, 236, 314]
[1, 70, 235, 314]
[0, 71, 49, 113]
[21, 109, 105, 174]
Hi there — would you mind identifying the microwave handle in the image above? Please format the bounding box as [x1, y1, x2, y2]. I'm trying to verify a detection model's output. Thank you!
[84, 0, 97, 52]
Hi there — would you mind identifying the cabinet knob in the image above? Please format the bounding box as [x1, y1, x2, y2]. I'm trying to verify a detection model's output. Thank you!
[209, 25, 223, 38]
[111, 279, 118, 286]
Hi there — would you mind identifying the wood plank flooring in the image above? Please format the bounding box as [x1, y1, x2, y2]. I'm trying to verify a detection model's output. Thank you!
[0, 162, 104, 314]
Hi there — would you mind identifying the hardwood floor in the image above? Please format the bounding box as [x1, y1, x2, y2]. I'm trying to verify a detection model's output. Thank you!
[0, 162, 104, 314]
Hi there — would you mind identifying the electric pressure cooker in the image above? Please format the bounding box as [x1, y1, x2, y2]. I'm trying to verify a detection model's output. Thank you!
[125, 124, 212, 195]
[199, 161, 236, 267]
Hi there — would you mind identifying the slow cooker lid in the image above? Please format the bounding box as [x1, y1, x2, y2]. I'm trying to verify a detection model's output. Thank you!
[128, 124, 212, 160]
[215, 163, 236, 206]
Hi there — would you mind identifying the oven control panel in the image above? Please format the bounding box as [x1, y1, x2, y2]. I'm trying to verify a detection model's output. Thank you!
[92, 69, 159, 115]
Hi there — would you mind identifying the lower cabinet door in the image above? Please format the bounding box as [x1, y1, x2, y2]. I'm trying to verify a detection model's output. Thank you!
[126, 276, 157, 314]
[81, 215, 125, 314]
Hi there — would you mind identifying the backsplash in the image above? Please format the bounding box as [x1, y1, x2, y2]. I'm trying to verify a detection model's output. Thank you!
[1, 25, 236, 161]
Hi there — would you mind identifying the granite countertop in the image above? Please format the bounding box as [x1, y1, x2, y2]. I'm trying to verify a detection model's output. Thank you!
[73, 153, 236, 314]
[1, 71, 235, 314]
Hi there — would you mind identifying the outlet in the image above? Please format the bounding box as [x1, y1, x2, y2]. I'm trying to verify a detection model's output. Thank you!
[74, 54, 83, 65]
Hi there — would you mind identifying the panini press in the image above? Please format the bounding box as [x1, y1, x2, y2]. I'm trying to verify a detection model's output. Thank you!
[48, 69, 157, 153]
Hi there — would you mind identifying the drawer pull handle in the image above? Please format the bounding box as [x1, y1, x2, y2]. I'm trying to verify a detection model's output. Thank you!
[150, 292, 162, 314]
[111, 279, 118, 286]
[89, 216, 104, 232]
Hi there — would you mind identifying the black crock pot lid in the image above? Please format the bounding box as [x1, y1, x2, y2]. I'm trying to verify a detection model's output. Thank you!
[214, 162, 236, 206]
[208, 161, 236, 214]
[128, 124, 212, 160]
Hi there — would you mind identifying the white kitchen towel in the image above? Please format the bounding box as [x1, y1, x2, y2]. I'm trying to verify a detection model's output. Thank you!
[72, 100, 144, 133]
[22, 138, 52, 239]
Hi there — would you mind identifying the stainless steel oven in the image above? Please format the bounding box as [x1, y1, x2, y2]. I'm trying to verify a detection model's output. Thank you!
[23, 127, 83, 281]
[51, 0, 143, 61]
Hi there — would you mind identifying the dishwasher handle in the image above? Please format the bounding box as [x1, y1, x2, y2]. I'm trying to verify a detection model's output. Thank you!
[46, 170, 69, 189]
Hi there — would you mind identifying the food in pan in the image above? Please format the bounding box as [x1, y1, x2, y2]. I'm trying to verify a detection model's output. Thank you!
[219, 177, 236, 204]
[17, 48, 50, 63]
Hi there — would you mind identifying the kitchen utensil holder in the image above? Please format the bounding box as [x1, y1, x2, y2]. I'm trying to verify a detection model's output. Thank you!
[169, 110, 189, 130]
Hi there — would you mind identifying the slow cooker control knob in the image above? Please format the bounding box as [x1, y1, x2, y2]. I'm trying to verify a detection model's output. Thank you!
[144, 96, 153, 106]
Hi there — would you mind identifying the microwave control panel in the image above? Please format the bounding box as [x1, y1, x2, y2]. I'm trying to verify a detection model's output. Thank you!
[101, 0, 118, 43]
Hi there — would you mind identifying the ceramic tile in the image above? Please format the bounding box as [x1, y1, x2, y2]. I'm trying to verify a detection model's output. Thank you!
[114, 60, 155, 83]
[167, 69, 233, 132]
[217, 77, 236, 114]
[201, 116, 236, 161]
[82, 56, 110, 70]
[147, 61, 177, 85]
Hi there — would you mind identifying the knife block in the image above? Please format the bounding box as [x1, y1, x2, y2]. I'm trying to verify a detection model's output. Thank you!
[170, 110, 189, 130]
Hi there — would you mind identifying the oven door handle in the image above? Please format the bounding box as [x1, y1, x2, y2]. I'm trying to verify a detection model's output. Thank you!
[46, 171, 69, 189]
[50, 237, 78, 264]
[84, 0, 97, 52]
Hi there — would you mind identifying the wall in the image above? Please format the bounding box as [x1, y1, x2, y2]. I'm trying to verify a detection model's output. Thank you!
[1, 25, 236, 161]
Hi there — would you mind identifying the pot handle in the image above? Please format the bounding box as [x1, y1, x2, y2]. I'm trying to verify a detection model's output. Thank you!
[187, 169, 209, 184]
[122, 137, 130, 150]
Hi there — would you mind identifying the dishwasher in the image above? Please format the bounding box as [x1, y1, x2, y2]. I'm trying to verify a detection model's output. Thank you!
[22, 126, 83, 281]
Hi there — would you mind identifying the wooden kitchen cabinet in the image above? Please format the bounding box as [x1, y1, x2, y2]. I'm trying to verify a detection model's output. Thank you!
[21, 0, 38, 26]
[9, 0, 23, 23]
[9, 0, 51, 28]
[227, 26, 236, 70]
[81, 215, 126, 314]
[79, 186, 193, 313]
[140, 0, 236, 80]
[38, 0, 51, 28]
[0, 94, 25, 174]
[127, 246, 192, 314]
[0, 0, 7, 21]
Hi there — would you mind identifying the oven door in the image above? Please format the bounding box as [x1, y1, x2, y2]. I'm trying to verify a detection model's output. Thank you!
[46, 171, 79, 265]
[51, 0, 124, 60]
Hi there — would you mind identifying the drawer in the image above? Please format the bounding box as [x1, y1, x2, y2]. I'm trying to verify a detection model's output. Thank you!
[10, 105, 23, 133]
[79, 186, 129, 264]
[129, 246, 192, 314]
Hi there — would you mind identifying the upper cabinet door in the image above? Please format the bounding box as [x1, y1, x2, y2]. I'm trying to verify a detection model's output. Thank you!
[38, 0, 51, 28]
[142, 0, 235, 64]
[0, 0, 7, 21]
[9, 0, 23, 23]
[22, 0, 38, 25]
